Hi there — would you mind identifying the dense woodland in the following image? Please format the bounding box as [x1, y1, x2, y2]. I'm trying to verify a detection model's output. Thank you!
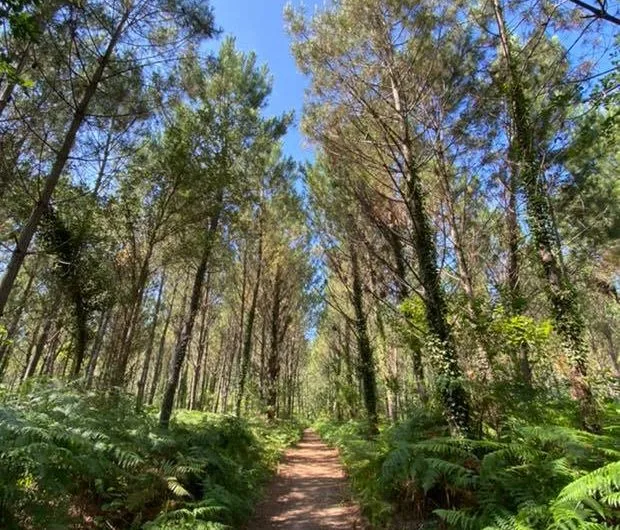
[0, 0, 618, 529]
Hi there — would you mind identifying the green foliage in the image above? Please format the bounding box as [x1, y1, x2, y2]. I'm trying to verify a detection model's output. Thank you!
[0, 323, 8, 347]
[488, 307, 552, 354]
[0, 0, 40, 85]
[315, 407, 619, 529]
[0, 381, 301, 529]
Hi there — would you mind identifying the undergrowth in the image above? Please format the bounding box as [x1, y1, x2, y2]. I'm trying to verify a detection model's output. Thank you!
[315, 401, 620, 529]
[0, 380, 302, 529]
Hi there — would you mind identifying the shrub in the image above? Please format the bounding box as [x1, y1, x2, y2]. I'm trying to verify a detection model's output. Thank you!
[315, 406, 619, 529]
[0, 380, 301, 529]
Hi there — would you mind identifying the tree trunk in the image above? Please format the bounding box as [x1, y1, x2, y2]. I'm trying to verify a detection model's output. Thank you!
[23, 319, 54, 380]
[189, 274, 211, 410]
[266, 264, 285, 420]
[504, 167, 533, 387]
[159, 210, 220, 428]
[375, 23, 471, 434]
[350, 245, 379, 434]
[0, 262, 37, 371]
[259, 312, 268, 404]
[198, 312, 212, 409]
[113, 249, 153, 386]
[86, 310, 110, 388]
[236, 233, 263, 416]
[407, 168, 471, 435]
[148, 280, 179, 405]
[136, 271, 166, 409]
[20, 319, 43, 382]
[71, 296, 89, 377]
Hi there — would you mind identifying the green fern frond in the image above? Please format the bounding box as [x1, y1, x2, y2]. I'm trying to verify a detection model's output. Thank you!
[556, 462, 620, 504]
[435, 508, 483, 530]
[167, 477, 192, 498]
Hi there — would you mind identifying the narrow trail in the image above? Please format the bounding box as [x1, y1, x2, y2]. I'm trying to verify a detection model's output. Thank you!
[248, 429, 365, 529]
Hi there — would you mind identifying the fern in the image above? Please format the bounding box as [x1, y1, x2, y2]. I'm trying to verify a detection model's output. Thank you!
[315, 406, 619, 530]
[0, 381, 301, 529]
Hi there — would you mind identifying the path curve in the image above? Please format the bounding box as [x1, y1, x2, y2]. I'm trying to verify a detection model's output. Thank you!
[248, 429, 364, 529]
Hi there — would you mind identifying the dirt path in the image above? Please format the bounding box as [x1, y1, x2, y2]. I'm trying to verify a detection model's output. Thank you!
[248, 429, 364, 529]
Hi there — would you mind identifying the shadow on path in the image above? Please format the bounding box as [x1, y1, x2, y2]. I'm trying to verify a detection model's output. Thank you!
[247, 429, 364, 529]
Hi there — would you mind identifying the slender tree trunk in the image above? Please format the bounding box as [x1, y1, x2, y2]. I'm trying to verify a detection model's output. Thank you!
[86, 310, 110, 388]
[23, 318, 54, 380]
[42, 326, 64, 377]
[266, 265, 285, 420]
[376, 311, 397, 423]
[211, 331, 226, 412]
[113, 249, 153, 386]
[0, 263, 37, 370]
[136, 271, 166, 409]
[198, 315, 212, 409]
[19, 318, 42, 382]
[341, 325, 358, 417]
[71, 297, 89, 377]
[506, 169, 522, 312]
[505, 168, 533, 387]
[407, 167, 471, 435]
[159, 210, 220, 428]
[148, 280, 179, 405]
[380, 38, 471, 434]
[0, 8, 131, 317]
[435, 152, 497, 386]
[92, 116, 116, 197]
[350, 246, 379, 434]
[259, 312, 267, 404]
[236, 233, 263, 416]
[601, 324, 619, 378]
[190, 274, 211, 410]
[178, 362, 189, 409]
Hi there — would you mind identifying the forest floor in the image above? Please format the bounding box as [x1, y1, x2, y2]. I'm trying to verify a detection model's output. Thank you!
[247, 429, 365, 529]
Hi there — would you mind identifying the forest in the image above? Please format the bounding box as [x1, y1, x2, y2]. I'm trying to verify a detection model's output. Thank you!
[0, 0, 618, 529]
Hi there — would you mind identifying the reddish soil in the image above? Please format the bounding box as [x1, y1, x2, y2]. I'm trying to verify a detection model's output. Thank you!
[248, 429, 365, 529]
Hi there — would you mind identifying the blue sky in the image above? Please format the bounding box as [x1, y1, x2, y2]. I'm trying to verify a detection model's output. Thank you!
[206, 0, 321, 164]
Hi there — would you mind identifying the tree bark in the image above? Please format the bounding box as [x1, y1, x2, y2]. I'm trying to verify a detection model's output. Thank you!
[159, 209, 220, 428]
[148, 280, 179, 405]
[136, 271, 166, 409]
[236, 232, 263, 416]
[381, 41, 471, 434]
[504, 168, 533, 387]
[0, 262, 37, 371]
[86, 310, 110, 388]
[350, 245, 379, 434]
[189, 274, 211, 410]
[113, 249, 153, 386]
[492, 0, 598, 431]
[266, 264, 286, 420]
